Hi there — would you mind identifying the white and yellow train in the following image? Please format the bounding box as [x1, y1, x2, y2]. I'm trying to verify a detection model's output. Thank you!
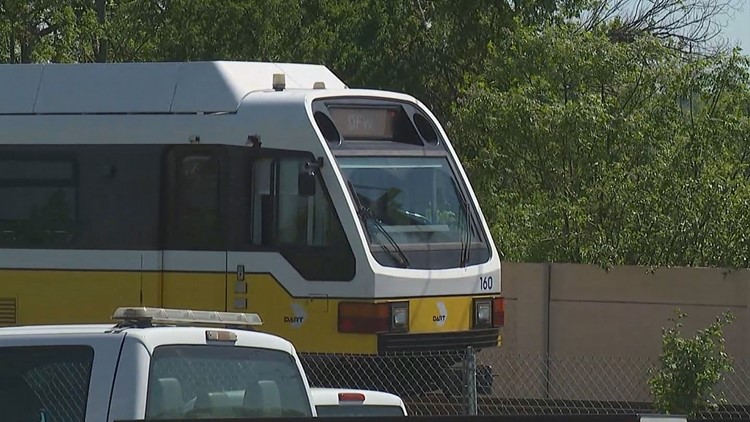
[0, 61, 503, 389]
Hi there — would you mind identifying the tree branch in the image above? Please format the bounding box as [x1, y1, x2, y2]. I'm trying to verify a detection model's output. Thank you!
[580, 0, 741, 55]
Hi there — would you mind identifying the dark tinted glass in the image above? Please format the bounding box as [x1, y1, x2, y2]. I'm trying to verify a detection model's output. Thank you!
[0, 345, 94, 422]
[146, 345, 312, 419]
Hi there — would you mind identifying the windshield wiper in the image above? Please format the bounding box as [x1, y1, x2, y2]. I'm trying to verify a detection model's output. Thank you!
[367, 211, 411, 269]
[347, 180, 410, 268]
[451, 177, 471, 268]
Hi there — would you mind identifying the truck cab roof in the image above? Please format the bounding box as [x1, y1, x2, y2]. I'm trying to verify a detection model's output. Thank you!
[0, 324, 116, 335]
[0, 307, 315, 422]
[0, 307, 294, 353]
[0, 324, 295, 353]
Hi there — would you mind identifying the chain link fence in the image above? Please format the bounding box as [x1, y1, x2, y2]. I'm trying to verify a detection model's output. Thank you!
[299, 347, 750, 419]
[25, 361, 90, 422]
[10, 344, 750, 420]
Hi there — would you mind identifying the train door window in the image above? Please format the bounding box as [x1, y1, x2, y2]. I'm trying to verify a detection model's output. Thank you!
[165, 147, 224, 250]
[0, 154, 77, 248]
[253, 156, 345, 247]
[251, 154, 354, 281]
[224, 146, 254, 250]
[276, 158, 308, 244]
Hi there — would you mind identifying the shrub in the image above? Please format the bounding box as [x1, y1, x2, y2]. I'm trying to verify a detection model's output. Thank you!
[649, 309, 735, 417]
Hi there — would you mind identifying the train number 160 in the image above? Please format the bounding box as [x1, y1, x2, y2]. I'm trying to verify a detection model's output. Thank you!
[479, 276, 493, 291]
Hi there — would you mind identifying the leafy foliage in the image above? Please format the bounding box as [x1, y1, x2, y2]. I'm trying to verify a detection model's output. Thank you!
[0, 0, 584, 119]
[648, 309, 735, 417]
[450, 23, 750, 267]
[1, 1, 749, 269]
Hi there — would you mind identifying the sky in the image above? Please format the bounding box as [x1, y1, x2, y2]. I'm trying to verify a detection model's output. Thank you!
[719, 1, 750, 52]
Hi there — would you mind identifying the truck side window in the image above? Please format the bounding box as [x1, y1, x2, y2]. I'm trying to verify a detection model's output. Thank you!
[0, 345, 94, 422]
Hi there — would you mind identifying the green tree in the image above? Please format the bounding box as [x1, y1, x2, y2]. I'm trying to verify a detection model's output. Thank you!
[4, 0, 750, 271]
[283, 0, 592, 120]
[114, 0, 591, 119]
[0, 0, 594, 118]
[450, 22, 750, 267]
[0, 0, 105, 63]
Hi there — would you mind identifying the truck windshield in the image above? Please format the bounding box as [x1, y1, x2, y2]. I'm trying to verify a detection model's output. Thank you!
[145, 345, 312, 419]
[338, 156, 482, 245]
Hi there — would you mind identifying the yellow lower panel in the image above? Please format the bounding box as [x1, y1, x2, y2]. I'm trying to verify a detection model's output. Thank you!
[407, 295, 475, 333]
[0, 270, 161, 325]
[0, 269, 489, 355]
[229, 275, 490, 354]
[163, 271, 226, 312]
[230, 274, 378, 354]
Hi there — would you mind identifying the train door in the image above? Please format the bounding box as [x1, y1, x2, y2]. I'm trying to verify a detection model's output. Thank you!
[226, 155, 301, 333]
[161, 145, 228, 312]
[228, 152, 352, 351]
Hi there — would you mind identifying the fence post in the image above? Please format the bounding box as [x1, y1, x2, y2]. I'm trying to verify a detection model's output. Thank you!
[464, 346, 478, 415]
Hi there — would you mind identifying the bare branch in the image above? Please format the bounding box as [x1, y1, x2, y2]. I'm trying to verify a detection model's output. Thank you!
[579, 0, 742, 55]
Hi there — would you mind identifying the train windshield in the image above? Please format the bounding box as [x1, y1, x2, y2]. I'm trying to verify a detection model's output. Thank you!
[338, 156, 482, 247]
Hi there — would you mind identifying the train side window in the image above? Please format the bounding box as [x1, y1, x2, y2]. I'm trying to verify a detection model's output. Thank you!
[75, 144, 163, 250]
[165, 147, 224, 250]
[0, 155, 77, 248]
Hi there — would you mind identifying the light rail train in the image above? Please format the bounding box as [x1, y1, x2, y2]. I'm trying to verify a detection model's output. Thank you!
[0, 61, 503, 391]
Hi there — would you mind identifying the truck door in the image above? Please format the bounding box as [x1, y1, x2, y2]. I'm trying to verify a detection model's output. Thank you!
[162, 145, 228, 311]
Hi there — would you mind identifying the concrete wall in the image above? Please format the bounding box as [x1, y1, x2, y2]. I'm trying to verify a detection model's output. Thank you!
[492, 262, 750, 403]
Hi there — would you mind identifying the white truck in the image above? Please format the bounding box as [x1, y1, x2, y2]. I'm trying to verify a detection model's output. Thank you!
[0, 307, 318, 421]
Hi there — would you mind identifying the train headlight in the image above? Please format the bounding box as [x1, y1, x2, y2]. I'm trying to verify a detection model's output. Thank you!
[473, 298, 493, 328]
[390, 302, 409, 333]
[472, 297, 505, 329]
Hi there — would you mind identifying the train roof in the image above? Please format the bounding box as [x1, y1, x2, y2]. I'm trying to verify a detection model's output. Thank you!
[0, 61, 348, 115]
